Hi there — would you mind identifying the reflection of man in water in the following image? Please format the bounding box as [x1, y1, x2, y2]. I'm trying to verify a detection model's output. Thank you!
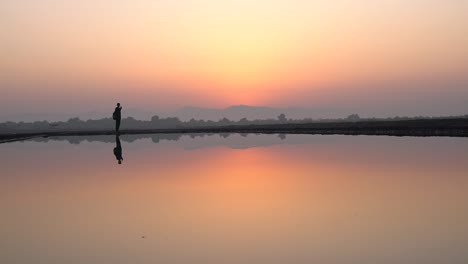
[114, 135, 123, 164]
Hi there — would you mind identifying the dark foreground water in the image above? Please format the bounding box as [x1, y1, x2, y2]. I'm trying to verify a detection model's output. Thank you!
[1, 134, 468, 264]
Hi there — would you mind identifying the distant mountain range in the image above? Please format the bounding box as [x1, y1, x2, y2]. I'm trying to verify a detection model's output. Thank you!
[1, 105, 341, 122]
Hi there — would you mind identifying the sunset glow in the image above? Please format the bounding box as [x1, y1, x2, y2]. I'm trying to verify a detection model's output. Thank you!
[1, 0, 467, 118]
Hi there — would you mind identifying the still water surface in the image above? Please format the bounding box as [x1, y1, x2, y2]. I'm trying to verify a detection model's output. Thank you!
[1, 134, 468, 264]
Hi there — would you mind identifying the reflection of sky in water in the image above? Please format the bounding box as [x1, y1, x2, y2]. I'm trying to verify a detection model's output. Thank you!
[1, 135, 468, 264]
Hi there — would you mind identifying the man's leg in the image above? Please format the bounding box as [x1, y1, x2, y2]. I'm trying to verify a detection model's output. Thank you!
[116, 119, 120, 132]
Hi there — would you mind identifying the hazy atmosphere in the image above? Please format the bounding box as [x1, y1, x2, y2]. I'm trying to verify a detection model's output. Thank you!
[2, 2, 468, 264]
[1, 0, 467, 121]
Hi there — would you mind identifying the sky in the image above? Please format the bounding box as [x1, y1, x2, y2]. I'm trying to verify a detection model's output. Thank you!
[1, 0, 467, 121]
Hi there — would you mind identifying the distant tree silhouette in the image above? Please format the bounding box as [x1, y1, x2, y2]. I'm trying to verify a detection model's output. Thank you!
[151, 115, 160, 123]
[278, 113, 287, 123]
[238, 118, 249, 125]
[346, 114, 361, 121]
[2, 113, 468, 134]
[218, 117, 231, 126]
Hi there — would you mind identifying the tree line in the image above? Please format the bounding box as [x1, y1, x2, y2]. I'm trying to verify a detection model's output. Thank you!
[1, 114, 467, 133]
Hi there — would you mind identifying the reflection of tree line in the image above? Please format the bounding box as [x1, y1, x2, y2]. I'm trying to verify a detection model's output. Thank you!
[32, 133, 287, 144]
[33, 133, 182, 144]
[31, 133, 290, 148]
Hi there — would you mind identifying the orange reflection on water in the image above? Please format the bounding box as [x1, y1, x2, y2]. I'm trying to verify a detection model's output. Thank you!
[1, 135, 468, 264]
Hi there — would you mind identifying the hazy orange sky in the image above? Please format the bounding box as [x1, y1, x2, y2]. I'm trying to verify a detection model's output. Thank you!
[1, 0, 467, 120]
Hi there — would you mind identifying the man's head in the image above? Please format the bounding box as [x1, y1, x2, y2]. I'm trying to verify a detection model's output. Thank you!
[117, 103, 120, 107]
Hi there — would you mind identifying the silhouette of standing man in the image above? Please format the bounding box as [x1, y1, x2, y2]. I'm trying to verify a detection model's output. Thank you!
[114, 135, 123, 164]
[113, 103, 122, 134]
